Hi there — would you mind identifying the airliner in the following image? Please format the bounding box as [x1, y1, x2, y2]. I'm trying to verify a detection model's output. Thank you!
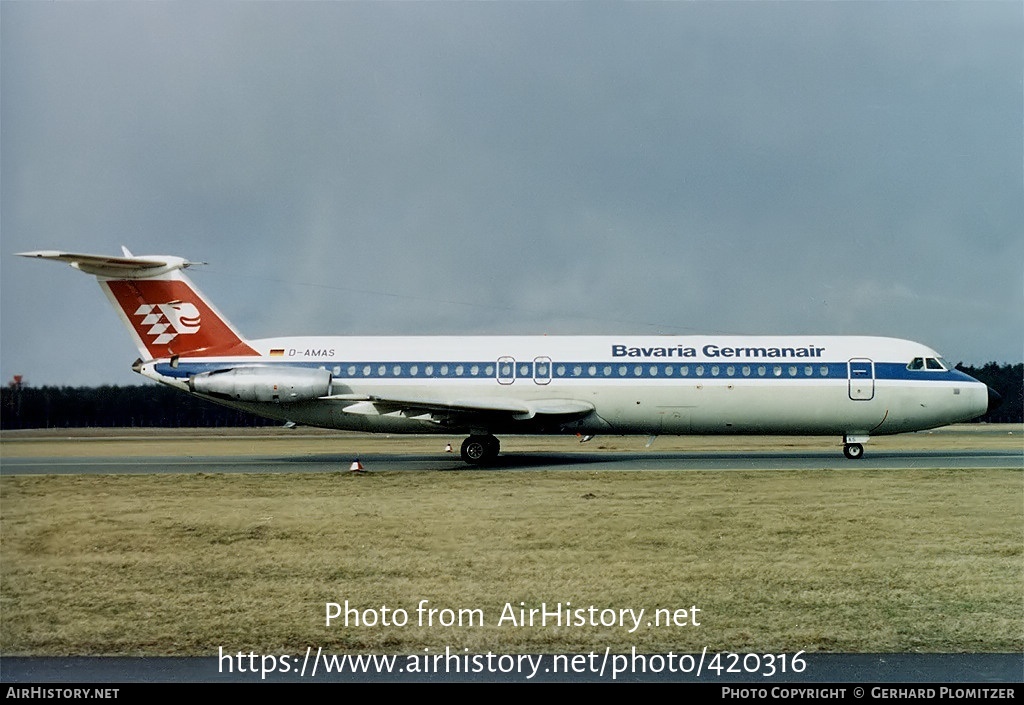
[18, 248, 1000, 465]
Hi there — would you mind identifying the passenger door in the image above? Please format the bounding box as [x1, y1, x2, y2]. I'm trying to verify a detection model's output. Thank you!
[848, 358, 875, 401]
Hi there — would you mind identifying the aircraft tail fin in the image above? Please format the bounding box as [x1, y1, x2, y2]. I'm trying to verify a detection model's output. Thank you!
[17, 249, 259, 359]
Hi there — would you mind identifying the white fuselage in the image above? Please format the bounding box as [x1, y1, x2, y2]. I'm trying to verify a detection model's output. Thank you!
[139, 334, 989, 438]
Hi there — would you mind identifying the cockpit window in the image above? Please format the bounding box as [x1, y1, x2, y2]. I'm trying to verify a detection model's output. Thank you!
[909, 356, 947, 371]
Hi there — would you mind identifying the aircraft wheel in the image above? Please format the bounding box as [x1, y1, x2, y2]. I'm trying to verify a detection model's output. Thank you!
[843, 443, 864, 460]
[461, 435, 499, 465]
[485, 435, 500, 457]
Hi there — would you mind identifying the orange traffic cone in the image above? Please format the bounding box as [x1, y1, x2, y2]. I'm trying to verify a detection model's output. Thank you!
[349, 459, 365, 472]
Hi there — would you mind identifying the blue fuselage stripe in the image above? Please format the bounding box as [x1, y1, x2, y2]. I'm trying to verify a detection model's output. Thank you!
[154, 360, 978, 385]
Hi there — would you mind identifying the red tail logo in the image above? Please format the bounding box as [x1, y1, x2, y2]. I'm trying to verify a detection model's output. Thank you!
[104, 280, 258, 358]
[134, 301, 202, 345]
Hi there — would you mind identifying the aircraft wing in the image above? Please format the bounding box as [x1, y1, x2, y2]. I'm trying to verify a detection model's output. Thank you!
[322, 393, 595, 424]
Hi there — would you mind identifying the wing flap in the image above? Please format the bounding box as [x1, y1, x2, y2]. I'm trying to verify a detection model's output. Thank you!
[326, 393, 594, 423]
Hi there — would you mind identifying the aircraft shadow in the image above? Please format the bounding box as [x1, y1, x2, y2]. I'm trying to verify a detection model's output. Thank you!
[265, 449, 1008, 472]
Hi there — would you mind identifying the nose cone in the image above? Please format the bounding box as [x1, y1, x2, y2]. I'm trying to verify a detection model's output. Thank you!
[987, 386, 1003, 415]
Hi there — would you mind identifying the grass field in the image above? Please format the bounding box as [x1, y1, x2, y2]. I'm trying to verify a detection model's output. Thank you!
[1, 427, 1021, 656]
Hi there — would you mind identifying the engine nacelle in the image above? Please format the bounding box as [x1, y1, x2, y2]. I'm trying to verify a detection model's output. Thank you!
[189, 366, 332, 403]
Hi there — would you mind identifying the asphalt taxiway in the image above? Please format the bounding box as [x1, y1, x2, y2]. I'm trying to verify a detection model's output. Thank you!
[3, 652, 1022, 683]
[2, 448, 1021, 475]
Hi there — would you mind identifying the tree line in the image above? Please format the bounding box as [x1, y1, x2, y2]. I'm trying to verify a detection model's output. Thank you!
[1, 363, 1020, 429]
[954, 363, 1022, 424]
[1, 384, 277, 429]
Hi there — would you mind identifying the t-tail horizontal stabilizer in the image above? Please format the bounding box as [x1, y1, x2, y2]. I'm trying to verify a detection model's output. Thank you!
[18, 248, 257, 359]
[16, 249, 198, 279]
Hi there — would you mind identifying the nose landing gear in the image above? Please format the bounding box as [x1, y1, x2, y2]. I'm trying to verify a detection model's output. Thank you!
[843, 435, 869, 460]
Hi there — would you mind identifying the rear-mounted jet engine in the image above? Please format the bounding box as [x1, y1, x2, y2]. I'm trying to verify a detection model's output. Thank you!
[189, 366, 332, 403]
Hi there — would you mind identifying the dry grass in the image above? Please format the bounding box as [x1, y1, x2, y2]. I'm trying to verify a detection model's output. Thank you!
[1, 456, 1020, 655]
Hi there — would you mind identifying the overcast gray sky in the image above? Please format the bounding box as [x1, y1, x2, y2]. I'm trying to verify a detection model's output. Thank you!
[2, 2, 1021, 386]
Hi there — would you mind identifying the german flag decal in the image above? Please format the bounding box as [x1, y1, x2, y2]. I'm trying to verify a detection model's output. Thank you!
[269, 349, 285, 357]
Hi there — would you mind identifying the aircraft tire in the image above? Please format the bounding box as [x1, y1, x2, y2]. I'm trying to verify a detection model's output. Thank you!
[843, 443, 864, 460]
[485, 435, 500, 457]
[461, 435, 499, 465]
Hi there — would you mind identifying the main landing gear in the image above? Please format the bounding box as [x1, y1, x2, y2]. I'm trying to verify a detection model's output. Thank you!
[461, 434, 500, 465]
